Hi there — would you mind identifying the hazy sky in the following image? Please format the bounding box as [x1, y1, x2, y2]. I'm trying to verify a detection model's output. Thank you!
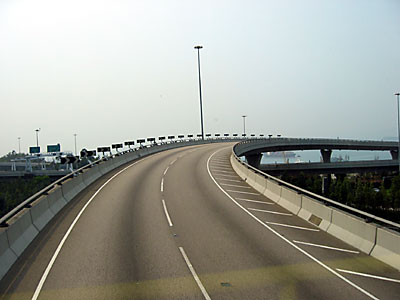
[1, 0, 399, 156]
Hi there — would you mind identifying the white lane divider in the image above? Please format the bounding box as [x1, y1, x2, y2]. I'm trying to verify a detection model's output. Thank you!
[206, 148, 379, 300]
[31, 156, 152, 300]
[226, 190, 260, 195]
[248, 208, 292, 216]
[336, 269, 400, 284]
[221, 183, 251, 189]
[236, 198, 274, 205]
[162, 199, 173, 227]
[211, 169, 236, 174]
[211, 173, 239, 178]
[179, 247, 211, 300]
[265, 221, 319, 232]
[293, 240, 360, 254]
[210, 166, 232, 170]
[215, 178, 242, 182]
[163, 166, 170, 176]
[161, 177, 164, 192]
[170, 158, 177, 165]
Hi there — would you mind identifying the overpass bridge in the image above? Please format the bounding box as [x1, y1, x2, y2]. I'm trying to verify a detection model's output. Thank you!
[235, 137, 399, 169]
[259, 159, 399, 176]
[0, 137, 399, 299]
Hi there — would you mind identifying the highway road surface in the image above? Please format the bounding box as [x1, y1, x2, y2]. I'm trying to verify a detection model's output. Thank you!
[1, 143, 399, 299]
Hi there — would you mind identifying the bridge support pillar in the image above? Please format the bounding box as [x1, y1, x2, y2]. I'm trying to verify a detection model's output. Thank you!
[391, 150, 398, 160]
[246, 154, 262, 169]
[320, 149, 332, 163]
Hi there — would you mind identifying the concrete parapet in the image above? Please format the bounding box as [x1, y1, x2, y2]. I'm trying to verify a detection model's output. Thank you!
[279, 187, 302, 215]
[248, 171, 267, 195]
[30, 195, 55, 231]
[371, 228, 400, 271]
[82, 165, 102, 186]
[0, 228, 18, 280]
[6, 208, 39, 257]
[327, 209, 377, 254]
[61, 174, 86, 203]
[46, 186, 67, 215]
[298, 195, 332, 230]
[264, 179, 282, 203]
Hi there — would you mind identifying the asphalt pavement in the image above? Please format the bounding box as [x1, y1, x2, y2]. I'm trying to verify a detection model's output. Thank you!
[0, 143, 399, 299]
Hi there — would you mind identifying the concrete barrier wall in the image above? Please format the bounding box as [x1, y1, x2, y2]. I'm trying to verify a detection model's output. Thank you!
[46, 186, 67, 215]
[327, 209, 377, 254]
[298, 195, 332, 231]
[6, 208, 39, 257]
[264, 179, 282, 203]
[371, 228, 400, 271]
[82, 165, 102, 186]
[230, 152, 400, 271]
[61, 174, 87, 203]
[0, 229, 17, 280]
[279, 187, 302, 215]
[30, 196, 54, 231]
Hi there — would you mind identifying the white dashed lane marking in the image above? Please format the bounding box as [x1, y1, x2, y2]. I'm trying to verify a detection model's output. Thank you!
[265, 221, 320, 232]
[293, 240, 360, 254]
[336, 269, 400, 284]
[248, 208, 292, 216]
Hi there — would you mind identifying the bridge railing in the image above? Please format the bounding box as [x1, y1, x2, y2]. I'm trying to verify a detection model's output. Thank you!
[232, 141, 400, 232]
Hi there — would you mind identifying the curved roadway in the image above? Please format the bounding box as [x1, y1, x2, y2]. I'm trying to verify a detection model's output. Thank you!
[1, 143, 399, 299]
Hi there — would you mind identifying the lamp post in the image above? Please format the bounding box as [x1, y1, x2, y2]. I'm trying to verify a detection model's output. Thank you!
[74, 133, 77, 156]
[18, 137, 21, 154]
[242, 115, 247, 137]
[395, 93, 400, 173]
[35, 128, 41, 147]
[194, 45, 205, 140]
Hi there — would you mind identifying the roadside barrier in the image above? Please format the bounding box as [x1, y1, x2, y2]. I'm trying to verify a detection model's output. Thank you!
[230, 145, 400, 271]
[30, 196, 54, 231]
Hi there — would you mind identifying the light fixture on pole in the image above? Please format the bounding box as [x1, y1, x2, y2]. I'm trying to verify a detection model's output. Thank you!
[194, 45, 205, 140]
[395, 92, 400, 173]
[242, 115, 247, 137]
[35, 128, 41, 147]
[74, 133, 78, 156]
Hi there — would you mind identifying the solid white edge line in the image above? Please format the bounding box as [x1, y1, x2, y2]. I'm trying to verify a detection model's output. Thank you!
[293, 240, 360, 254]
[163, 166, 169, 176]
[221, 183, 251, 189]
[336, 269, 400, 284]
[162, 199, 173, 227]
[236, 198, 274, 205]
[226, 190, 260, 195]
[161, 177, 164, 192]
[179, 247, 211, 300]
[265, 221, 319, 232]
[248, 208, 292, 216]
[206, 148, 379, 300]
[31, 157, 150, 300]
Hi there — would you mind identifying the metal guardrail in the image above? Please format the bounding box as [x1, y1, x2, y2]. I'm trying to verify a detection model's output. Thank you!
[0, 137, 241, 227]
[232, 141, 400, 232]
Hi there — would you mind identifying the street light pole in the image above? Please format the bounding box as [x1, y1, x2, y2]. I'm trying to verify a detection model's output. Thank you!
[18, 137, 21, 154]
[194, 45, 204, 140]
[242, 115, 247, 137]
[35, 128, 41, 148]
[395, 93, 400, 173]
[74, 133, 77, 156]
